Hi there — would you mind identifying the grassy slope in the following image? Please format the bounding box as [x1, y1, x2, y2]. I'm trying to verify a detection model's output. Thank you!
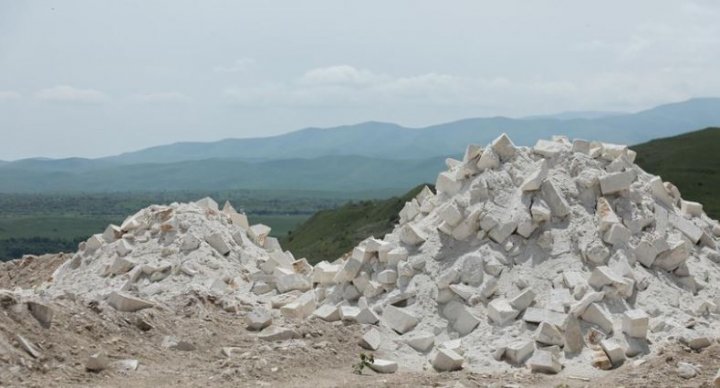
[632, 127, 720, 219]
[281, 185, 430, 264]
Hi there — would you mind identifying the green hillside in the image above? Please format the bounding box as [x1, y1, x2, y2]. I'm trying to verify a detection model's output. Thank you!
[281, 185, 431, 264]
[632, 127, 720, 219]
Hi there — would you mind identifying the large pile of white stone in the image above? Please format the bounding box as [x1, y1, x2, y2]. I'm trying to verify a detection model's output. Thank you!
[45, 198, 315, 312]
[305, 134, 720, 375]
[37, 133, 720, 377]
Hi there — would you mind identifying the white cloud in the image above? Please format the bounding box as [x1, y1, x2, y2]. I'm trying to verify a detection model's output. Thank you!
[298, 65, 386, 86]
[132, 92, 191, 103]
[213, 58, 255, 73]
[35, 85, 108, 104]
[0, 91, 21, 101]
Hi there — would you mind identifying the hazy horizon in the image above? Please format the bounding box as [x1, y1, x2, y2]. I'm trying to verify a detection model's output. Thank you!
[2, 1, 720, 159]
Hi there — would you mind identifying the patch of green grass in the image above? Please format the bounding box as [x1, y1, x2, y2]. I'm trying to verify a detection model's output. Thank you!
[632, 127, 720, 219]
[281, 184, 431, 264]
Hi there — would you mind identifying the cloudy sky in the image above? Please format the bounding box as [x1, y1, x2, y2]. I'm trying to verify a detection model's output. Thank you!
[1, 1, 719, 159]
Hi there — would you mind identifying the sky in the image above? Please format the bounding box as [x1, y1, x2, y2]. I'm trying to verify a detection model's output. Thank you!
[1, 1, 720, 160]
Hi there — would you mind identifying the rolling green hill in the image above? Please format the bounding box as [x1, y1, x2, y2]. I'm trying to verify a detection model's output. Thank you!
[281, 185, 430, 264]
[632, 127, 720, 219]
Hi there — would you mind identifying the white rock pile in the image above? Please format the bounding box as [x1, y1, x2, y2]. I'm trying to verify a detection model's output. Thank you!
[45, 197, 316, 313]
[32, 133, 720, 377]
[305, 133, 720, 375]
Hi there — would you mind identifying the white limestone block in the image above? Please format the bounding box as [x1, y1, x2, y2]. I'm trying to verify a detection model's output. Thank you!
[531, 199, 552, 222]
[596, 197, 620, 231]
[488, 220, 518, 244]
[600, 339, 626, 366]
[107, 291, 153, 312]
[654, 240, 690, 271]
[377, 269, 398, 284]
[622, 309, 649, 339]
[488, 299, 520, 325]
[490, 133, 517, 161]
[399, 200, 420, 223]
[599, 170, 636, 195]
[588, 266, 625, 290]
[533, 139, 565, 158]
[403, 331, 435, 352]
[276, 273, 312, 293]
[603, 223, 632, 246]
[248, 224, 271, 246]
[245, 307, 272, 330]
[359, 328, 382, 350]
[569, 291, 605, 317]
[312, 261, 341, 284]
[534, 322, 564, 346]
[102, 224, 123, 243]
[436, 171, 463, 196]
[449, 283, 476, 302]
[399, 223, 427, 246]
[453, 305, 481, 335]
[383, 305, 419, 334]
[205, 232, 231, 256]
[195, 197, 219, 212]
[432, 348, 464, 371]
[527, 349, 562, 374]
[634, 240, 658, 267]
[669, 213, 703, 244]
[85, 234, 105, 252]
[572, 139, 590, 154]
[369, 359, 398, 374]
[580, 303, 614, 333]
[313, 304, 341, 322]
[509, 288, 536, 311]
[281, 291, 316, 320]
[504, 340, 534, 364]
[540, 180, 571, 218]
[476, 147, 500, 171]
[520, 159, 549, 191]
[107, 256, 136, 276]
[438, 203, 463, 226]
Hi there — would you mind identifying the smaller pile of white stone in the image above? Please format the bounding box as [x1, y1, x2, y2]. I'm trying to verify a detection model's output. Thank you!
[45, 198, 316, 312]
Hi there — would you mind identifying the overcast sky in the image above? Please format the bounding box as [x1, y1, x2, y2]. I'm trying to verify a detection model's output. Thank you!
[1, 1, 719, 159]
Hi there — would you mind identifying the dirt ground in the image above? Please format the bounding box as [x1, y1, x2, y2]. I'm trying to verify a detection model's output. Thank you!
[1, 255, 718, 388]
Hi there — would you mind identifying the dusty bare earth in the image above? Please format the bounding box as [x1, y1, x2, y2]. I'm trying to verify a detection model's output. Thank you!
[1, 254, 718, 388]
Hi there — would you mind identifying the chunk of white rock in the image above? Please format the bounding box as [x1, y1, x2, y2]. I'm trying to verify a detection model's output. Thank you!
[313, 304, 341, 322]
[383, 305, 419, 334]
[246, 307, 272, 331]
[281, 291, 316, 320]
[603, 223, 632, 246]
[107, 291, 153, 312]
[520, 160, 549, 191]
[527, 349, 562, 374]
[436, 171, 463, 196]
[432, 348, 464, 371]
[580, 303, 614, 333]
[599, 170, 636, 195]
[247, 224, 271, 246]
[622, 309, 649, 339]
[85, 351, 109, 372]
[399, 223, 427, 246]
[509, 288, 536, 311]
[403, 331, 435, 352]
[600, 339, 626, 366]
[541, 180, 571, 218]
[681, 200, 703, 217]
[491, 133, 517, 161]
[534, 321, 564, 346]
[504, 340, 534, 364]
[359, 328, 382, 351]
[377, 269, 398, 284]
[438, 203, 463, 226]
[488, 299, 520, 325]
[369, 359, 398, 374]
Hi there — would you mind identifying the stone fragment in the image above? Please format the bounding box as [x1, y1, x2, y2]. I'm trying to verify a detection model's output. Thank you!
[681, 334, 712, 350]
[531, 199, 552, 222]
[564, 316, 584, 354]
[85, 351, 109, 372]
[603, 223, 632, 246]
[438, 203, 463, 226]
[248, 224, 271, 246]
[383, 305, 419, 334]
[432, 348, 464, 371]
[509, 288, 536, 311]
[359, 328, 382, 351]
[112, 359, 139, 372]
[527, 349, 562, 374]
[452, 305, 481, 335]
[600, 339, 626, 366]
[369, 359, 398, 374]
[572, 139, 590, 154]
[599, 170, 635, 194]
[534, 322, 564, 346]
[520, 160, 549, 191]
[377, 269, 398, 284]
[258, 326, 298, 342]
[16, 334, 41, 358]
[677, 362, 700, 379]
[399, 224, 427, 246]
[491, 133, 517, 161]
[596, 197, 620, 231]
[312, 261, 340, 284]
[276, 273, 312, 293]
[107, 291, 153, 312]
[504, 340, 534, 364]
[488, 299, 520, 325]
[622, 309, 649, 339]
[195, 197, 219, 212]
[246, 307, 272, 331]
[533, 139, 565, 158]
[540, 180, 571, 218]
[403, 331, 435, 352]
[523, 307, 568, 328]
[669, 213, 703, 244]
[654, 240, 690, 271]
[581, 303, 614, 333]
[569, 291, 605, 317]
[27, 301, 53, 328]
[205, 232, 231, 255]
[313, 304, 341, 322]
[681, 200, 703, 217]
[476, 148, 500, 171]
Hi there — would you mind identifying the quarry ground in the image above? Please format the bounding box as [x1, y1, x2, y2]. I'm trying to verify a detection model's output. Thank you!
[1, 255, 718, 388]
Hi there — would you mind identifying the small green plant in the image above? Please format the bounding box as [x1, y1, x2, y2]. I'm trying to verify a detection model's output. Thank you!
[352, 353, 375, 375]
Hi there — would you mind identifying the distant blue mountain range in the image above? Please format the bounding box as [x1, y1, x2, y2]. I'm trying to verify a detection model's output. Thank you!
[2, 97, 719, 193]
